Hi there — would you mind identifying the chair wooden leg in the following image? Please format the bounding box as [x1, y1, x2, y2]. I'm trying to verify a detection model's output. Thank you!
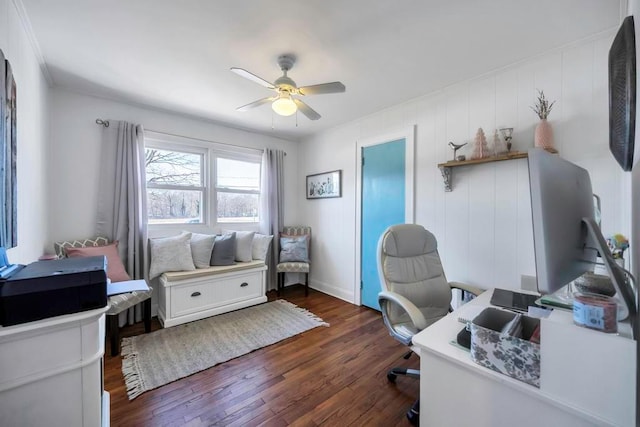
[305, 272, 309, 296]
[143, 299, 152, 333]
[109, 315, 120, 357]
[277, 272, 281, 296]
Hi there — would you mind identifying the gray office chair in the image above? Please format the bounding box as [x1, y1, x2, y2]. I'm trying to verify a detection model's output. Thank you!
[377, 224, 482, 425]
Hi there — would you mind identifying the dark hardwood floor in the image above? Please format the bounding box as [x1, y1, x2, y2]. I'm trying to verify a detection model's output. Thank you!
[105, 286, 420, 427]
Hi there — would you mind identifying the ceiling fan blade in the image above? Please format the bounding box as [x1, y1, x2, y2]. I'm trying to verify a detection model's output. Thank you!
[230, 67, 275, 90]
[298, 81, 346, 96]
[293, 99, 321, 120]
[237, 97, 276, 112]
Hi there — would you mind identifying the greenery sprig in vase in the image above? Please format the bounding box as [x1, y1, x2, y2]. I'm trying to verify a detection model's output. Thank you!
[531, 90, 555, 119]
[531, 90, 557, 152]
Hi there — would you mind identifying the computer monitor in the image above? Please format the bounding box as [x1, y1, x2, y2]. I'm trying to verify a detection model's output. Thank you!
[528, 148, 597, 294]
[528, 148, 637, 338]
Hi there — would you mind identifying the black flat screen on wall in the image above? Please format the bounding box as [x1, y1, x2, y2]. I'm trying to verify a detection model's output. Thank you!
[609, 15, 636, 172]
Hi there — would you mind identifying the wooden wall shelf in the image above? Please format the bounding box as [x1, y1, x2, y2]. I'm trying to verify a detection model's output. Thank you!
[437, 151, 528, 191]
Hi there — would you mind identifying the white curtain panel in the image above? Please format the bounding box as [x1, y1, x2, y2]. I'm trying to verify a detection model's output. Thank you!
[260, 148, 285, 290]
[97, 121, 149, 325]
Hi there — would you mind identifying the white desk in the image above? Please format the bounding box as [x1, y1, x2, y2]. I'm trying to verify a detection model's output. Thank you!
[0, 307, 109, 427]
[412, 290, 636, 427]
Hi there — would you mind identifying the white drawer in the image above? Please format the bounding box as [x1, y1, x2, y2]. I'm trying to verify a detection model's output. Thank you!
[171, 271, 262, 318]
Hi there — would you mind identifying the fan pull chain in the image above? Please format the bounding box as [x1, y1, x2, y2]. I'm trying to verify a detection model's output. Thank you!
[271, 111, 274, 130]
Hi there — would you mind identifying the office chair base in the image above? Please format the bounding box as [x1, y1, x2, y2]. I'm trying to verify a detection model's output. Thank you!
[387, 367, 420, 382]
[406, 399, 419, 426]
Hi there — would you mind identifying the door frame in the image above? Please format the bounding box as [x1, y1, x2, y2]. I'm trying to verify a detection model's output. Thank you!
[354, 125, 415, 306]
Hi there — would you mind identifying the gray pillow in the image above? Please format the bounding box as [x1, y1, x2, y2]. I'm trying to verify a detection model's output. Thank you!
[279, 235, 309, 263]
[149, 232, 195, 279]
[210, 232, 236, 266]
[189, 232, 216, 268]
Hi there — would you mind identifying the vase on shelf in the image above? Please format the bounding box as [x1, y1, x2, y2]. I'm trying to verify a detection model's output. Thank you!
[534, 119, 555, 152]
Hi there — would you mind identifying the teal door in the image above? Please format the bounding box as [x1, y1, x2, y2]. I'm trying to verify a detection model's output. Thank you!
[361, 139, 406, 310]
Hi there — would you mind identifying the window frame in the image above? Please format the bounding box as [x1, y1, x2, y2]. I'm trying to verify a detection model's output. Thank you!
[144, 132, 262, 231]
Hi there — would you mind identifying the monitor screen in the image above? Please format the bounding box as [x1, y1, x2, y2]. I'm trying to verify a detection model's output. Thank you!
[528, 148, 597, 294]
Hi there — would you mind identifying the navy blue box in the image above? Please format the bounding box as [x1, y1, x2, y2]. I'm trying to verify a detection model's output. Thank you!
[0, 256, 107, 326]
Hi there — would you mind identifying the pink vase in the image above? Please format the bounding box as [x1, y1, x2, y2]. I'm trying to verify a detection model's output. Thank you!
[534, 119, 555, 151]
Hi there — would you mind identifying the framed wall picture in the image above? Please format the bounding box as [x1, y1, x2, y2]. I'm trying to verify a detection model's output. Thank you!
[306, 170, 341, 199]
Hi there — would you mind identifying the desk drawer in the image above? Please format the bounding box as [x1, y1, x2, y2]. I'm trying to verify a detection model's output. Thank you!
[171, 271, 262, 317]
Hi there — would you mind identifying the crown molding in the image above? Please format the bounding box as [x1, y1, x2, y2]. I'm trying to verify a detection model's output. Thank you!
[11, 0, 53, 86]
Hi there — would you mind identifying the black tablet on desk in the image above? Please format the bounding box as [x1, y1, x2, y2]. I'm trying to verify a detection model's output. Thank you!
[490, 288, 540, 312]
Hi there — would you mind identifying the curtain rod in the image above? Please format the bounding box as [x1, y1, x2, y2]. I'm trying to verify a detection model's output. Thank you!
[94, 118, 286, 155]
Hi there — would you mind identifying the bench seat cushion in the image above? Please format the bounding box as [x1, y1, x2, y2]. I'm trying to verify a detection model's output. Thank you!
[162, 260, 265, 282]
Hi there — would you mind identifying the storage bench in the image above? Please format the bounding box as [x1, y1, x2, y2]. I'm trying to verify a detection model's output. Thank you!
[158, 260, 267, 327]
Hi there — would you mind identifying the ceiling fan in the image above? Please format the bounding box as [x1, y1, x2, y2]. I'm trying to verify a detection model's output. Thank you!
[231, 54, 346, 120]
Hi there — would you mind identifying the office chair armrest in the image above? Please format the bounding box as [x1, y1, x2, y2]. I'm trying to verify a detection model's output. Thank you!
[378, 290, 429, 331]
[449, 281, 484, 296]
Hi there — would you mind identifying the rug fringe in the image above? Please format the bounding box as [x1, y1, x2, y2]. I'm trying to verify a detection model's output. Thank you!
[121, 337, 146, 400]
[276, 299, 329, 327]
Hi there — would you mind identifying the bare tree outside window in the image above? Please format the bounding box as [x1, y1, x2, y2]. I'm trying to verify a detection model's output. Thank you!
[145, 148, 203, 224]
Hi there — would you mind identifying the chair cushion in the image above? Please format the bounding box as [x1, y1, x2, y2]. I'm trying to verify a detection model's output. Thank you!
[280, 235, 309, 263]
[106, 286, 153, 315]
[277, 261, 310, 273]
[65, 241, 131, 283]
[210, 233, 236, 266]
[149, 233, 195, 280]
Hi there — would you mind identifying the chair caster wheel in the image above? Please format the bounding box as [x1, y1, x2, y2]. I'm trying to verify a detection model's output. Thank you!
[406, 408, 419, 425]
[387, 372, 397, 382]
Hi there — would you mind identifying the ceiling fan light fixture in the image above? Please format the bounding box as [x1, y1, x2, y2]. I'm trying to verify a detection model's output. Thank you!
[272, 93, 297, 116]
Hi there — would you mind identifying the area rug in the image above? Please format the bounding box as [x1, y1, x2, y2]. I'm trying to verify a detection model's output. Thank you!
[121, 300, 328, 399]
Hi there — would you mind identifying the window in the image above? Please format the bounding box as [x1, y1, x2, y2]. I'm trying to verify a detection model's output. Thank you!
[146, 146, 205, 225]
[144, 133, 262, 227]
[215, 157, 260, 223]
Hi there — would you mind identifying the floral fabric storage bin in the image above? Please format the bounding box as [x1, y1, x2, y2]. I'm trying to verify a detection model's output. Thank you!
[469, 307, 541, 387]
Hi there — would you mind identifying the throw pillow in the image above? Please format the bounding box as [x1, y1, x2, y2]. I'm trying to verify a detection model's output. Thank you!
[223, 230, 255, 262]
[279, 235, 310, 263]
[65, 241, 131, 282]
[54, 236, 110, 259]
[149, 233, 195, 280]
[188, 232, 216, 268]
[252, 233, 273, 260]
[210, 232, 236, 266]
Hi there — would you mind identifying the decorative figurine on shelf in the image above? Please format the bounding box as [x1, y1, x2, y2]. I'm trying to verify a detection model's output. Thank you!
[471, 128, 489, 159]
[448, 141, 468, 162]
[493, 129, 508, 156]
[499, 127, 514, 152]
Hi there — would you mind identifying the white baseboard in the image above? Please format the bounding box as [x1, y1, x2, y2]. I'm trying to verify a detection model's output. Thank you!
[309, 279, 355, 304]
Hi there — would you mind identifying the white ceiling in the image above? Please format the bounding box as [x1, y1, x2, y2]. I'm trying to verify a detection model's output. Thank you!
[21, 0, 621, 141]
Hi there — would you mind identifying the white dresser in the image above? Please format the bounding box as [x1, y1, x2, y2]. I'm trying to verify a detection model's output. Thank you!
[0, 307, 109, 427]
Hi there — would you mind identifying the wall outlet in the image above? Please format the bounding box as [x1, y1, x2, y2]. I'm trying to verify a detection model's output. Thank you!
[520, 275, 537, 292]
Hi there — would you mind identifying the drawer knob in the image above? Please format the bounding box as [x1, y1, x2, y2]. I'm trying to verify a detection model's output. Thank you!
[191, 291, 202, 297]
[240, 282, 249, 287]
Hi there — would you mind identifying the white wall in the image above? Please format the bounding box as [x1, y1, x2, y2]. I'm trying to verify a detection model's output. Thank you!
[0, 0, 50, 263]
[47, 89, 299, 248]
[301, 32, 627, 303]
